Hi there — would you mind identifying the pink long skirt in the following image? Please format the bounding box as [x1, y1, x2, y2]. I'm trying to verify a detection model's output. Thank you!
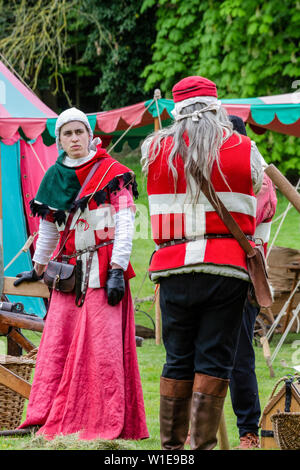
[19, 285, 149, 441]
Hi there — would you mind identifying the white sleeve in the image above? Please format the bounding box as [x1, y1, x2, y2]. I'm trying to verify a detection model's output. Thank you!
[32, 219, 60, 265]
[111, 208, 135, 271]
[251, 141, 265, 195]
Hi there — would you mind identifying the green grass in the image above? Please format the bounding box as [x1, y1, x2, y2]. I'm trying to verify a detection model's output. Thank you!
[0, 153, 299, 450]
[1, 334, 299, 451]
[268, 195, 300, 250]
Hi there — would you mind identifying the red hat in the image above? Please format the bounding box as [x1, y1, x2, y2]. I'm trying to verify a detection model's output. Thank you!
[172, 76, 218, 103]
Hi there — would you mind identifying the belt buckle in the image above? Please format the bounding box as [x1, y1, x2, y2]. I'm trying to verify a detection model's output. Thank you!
[54, 274, 60, 290]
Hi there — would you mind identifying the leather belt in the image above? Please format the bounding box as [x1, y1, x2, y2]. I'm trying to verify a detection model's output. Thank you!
[61, 240, 114, 261]
[157, 234, 255, 250]
[61, 240, 114, 307]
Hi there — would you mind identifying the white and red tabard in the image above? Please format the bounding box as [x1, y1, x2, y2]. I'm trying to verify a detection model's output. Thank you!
[147, 132, 257, 278]
[46, 159, 136, 289]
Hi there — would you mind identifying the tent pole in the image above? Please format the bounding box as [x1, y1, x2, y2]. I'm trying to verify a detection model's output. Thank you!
[153, 89, 162, 344]
[265, 164, 300, 213]
[154, 89, 162, 132]
[154, 118, 160, 132]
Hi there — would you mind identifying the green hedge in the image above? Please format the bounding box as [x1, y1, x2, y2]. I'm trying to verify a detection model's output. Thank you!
[141, 0, 300, 175]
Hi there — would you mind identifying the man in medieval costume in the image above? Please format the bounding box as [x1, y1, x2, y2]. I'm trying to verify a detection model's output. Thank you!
[14, 108, 149, 441]
[141, 76, 265, 450]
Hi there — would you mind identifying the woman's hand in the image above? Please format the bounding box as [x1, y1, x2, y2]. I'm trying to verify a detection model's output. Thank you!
[13, 267, 44, 286]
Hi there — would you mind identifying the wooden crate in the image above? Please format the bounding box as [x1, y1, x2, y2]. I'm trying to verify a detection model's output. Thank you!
[260, 379, 300, 449]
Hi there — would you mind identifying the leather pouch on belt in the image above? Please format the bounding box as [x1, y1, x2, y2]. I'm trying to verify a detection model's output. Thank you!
[44, 260, 76, 293]
[247, 245, 273, 308]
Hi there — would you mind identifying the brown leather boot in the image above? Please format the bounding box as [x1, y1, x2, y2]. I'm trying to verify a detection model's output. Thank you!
[190, 373, 229, 450]
[160, 376, 193, 450]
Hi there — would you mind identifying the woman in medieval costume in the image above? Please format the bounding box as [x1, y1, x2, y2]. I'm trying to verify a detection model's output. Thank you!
[141, 76, 265, 450]
[14, 108, 149, 441]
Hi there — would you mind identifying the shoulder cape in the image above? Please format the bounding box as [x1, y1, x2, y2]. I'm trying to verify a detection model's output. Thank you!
[30, 144, 138, 226]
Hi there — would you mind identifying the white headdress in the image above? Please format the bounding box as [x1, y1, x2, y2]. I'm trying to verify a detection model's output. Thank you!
[171, 96, 222, 122]
[55, 107, 94, 150]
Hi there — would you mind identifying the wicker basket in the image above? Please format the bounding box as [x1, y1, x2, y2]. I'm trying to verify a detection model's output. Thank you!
[0, 353, 36, 431]
[271, 412, 300, 450]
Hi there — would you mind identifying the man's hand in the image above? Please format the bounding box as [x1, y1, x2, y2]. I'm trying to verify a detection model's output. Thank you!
[14, 269, 44, 287]
[106, 269, 125, 306]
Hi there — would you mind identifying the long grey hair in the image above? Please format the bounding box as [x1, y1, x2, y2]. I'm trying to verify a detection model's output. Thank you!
[141, 101, 235, 203]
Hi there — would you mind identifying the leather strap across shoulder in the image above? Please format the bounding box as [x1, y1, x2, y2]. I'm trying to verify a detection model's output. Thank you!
[200, 176, 256, 257]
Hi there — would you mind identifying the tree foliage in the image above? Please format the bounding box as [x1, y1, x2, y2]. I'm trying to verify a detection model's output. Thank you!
[0, 0, 299, 175]
[0, 0, 155, 112]
[141, 0, 300, 175]
[0, 0, 76, 104]
[76, 0, 156, 111]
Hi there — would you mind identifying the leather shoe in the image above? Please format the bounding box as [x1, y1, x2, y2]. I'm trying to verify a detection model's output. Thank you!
[237, 432, 260, 449]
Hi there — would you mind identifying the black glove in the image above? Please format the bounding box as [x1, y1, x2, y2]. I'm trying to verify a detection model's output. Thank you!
[106, 269, 125, 306]
[14, 269, 43, 287]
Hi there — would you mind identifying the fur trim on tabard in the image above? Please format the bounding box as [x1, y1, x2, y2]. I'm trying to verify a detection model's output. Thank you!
[131, 177, 139, 199]
[69, 173, 139, 211]
[29, 199, 50, 219]
[30, 172, 139, 229]
[107, 176, 121, 194]
[123, 172, 133, 186]
[69, 195, 90, 213]
[53, 210, 67, 226]
[93, 189, 107, 206]
[123, 172, 139, 199]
